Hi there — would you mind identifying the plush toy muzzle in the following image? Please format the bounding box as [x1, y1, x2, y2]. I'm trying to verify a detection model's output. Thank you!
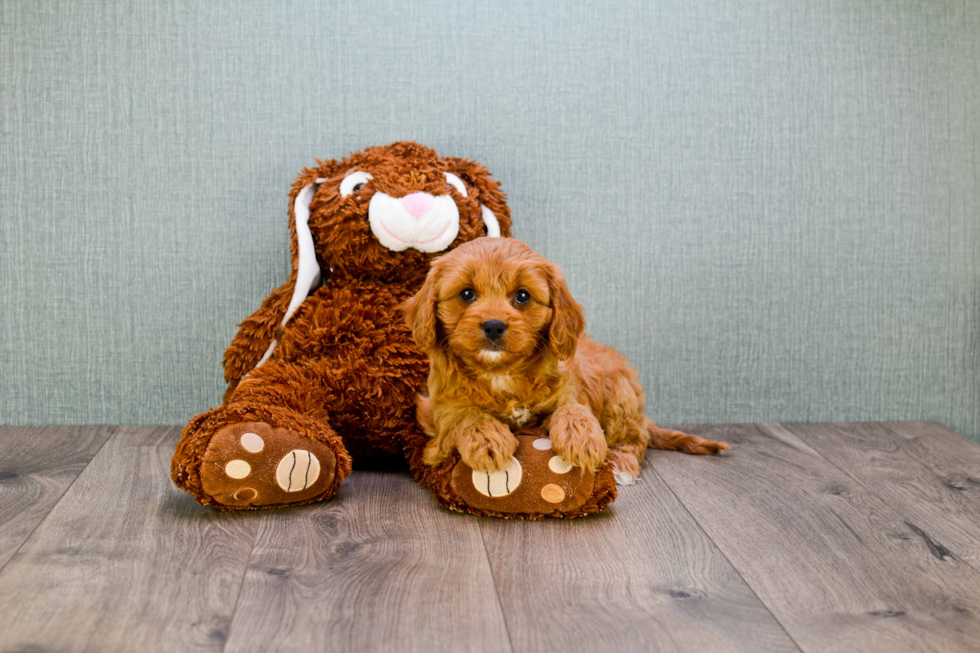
[368, 191, 462, 253]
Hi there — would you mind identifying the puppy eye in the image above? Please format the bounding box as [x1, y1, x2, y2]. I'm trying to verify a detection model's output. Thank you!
[514, 289, 531, 305]
[459, 288, 476, 302]
[444, 172, 468, 197]
[340, 171, 373, 197]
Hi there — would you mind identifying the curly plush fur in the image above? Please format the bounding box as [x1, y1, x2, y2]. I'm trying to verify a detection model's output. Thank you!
[171, 142, 514, 510]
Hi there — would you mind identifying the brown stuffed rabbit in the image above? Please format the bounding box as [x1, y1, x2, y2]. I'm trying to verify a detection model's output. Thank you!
[171, 142, 617, 518]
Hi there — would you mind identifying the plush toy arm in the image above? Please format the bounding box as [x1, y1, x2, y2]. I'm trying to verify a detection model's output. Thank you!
[221, 276, 296, 392]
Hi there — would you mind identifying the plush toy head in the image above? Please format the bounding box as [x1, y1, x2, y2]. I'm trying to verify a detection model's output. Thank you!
[289, 142, 512, 291]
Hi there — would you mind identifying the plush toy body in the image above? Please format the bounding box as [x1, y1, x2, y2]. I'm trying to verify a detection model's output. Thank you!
[171, 142, 616, 517]
[176, 279, 425, 509]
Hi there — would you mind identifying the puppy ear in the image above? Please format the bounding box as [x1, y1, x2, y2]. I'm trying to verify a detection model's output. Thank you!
[547, 264, 585, 360]
[403, 263, 441, 352]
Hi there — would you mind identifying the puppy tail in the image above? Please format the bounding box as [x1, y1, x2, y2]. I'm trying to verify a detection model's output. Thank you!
[645, 419, 729, 455]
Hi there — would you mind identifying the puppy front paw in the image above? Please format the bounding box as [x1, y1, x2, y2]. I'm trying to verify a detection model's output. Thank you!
[549, 404, 608, 473]
[457, 419, 518, 473]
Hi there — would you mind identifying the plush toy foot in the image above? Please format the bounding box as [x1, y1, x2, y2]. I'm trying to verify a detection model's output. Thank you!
[172, 408, 350, 510]
[427, 430, 617, 519]
[196, 421, 337, 509]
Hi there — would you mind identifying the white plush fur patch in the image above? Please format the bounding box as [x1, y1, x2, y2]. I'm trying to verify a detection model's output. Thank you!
[481, 204, 501, 237]
[369, 192, 460, 253]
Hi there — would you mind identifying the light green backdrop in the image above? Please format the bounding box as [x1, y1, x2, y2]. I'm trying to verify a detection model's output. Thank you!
[2, 1, 977, 441]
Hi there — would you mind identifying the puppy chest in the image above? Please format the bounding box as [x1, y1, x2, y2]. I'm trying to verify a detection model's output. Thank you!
[496, 405, 544, 429]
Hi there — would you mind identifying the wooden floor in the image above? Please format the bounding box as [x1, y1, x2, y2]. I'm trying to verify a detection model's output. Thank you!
[1, 422, 979, 652]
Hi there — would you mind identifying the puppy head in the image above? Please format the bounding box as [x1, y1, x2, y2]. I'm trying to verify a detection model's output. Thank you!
[404, 238, 585, 368]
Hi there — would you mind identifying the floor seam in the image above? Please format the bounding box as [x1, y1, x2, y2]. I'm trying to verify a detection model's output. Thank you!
[647, 443, 807, 653]
[0, 425, 119, 579]
[220, 511, 263, 653]
[478, 521, 518, 653]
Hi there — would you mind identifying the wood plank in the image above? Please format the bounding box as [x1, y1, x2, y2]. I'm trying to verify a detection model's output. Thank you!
[784, 422, 980, 572]
[479, 467, 801, 652]
[0, 425, 115, 571]
[225, 470, 512, 653]
[650, 423, 980, 653]
[0, 426, 260, 653]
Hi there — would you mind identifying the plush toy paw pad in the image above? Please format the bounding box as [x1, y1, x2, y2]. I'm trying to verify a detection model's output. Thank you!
[200, 422, 336, 508]
[450, 434, 601, 515]
[275, 449, 321, 492]
[240, 432, 265, 453]
[540, 483, 565, 503]
[471, 457, 523, 497]
[224, 459, 252, 479]
[234, 487, 258, 501]
[548, 455, 573, 474]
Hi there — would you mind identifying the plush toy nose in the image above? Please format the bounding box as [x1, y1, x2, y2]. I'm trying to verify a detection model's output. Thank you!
[401, 192, 434, 220]
[481, 320, 507, 342]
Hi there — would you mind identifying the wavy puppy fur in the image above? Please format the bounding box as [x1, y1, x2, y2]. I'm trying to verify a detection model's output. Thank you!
[404, 238, 728, 484]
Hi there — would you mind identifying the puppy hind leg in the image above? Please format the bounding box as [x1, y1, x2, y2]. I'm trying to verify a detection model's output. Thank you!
[644, 418, 729, 455]
[601, 415, 647, 485]
[601, 377, 650, 485]
[607, 445, 644, 486]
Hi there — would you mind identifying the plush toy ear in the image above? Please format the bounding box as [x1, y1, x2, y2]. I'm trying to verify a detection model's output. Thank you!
[403, 263, 441, 352]
[547, 263, 585, 360]
[480, 205, 502, 238]
[253, 174, 327, 370]
[444, 157, 512, 238]
[281, 178, 326, 326]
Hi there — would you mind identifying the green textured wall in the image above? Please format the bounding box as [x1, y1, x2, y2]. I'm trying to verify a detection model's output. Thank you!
[1, 1, 978, 441]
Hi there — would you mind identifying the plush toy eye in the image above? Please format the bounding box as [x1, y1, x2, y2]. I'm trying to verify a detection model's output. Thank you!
[459, 288, 476, 302]
[340, 171, 373, 197]
[445, 172, 468, 197]
[514, 289, 531, 305]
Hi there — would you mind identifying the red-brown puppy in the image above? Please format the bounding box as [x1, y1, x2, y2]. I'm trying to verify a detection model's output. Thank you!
[403, 237, 727, 484]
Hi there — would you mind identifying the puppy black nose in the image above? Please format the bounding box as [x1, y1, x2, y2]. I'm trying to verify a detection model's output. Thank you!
[481, 320, 507, 341]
